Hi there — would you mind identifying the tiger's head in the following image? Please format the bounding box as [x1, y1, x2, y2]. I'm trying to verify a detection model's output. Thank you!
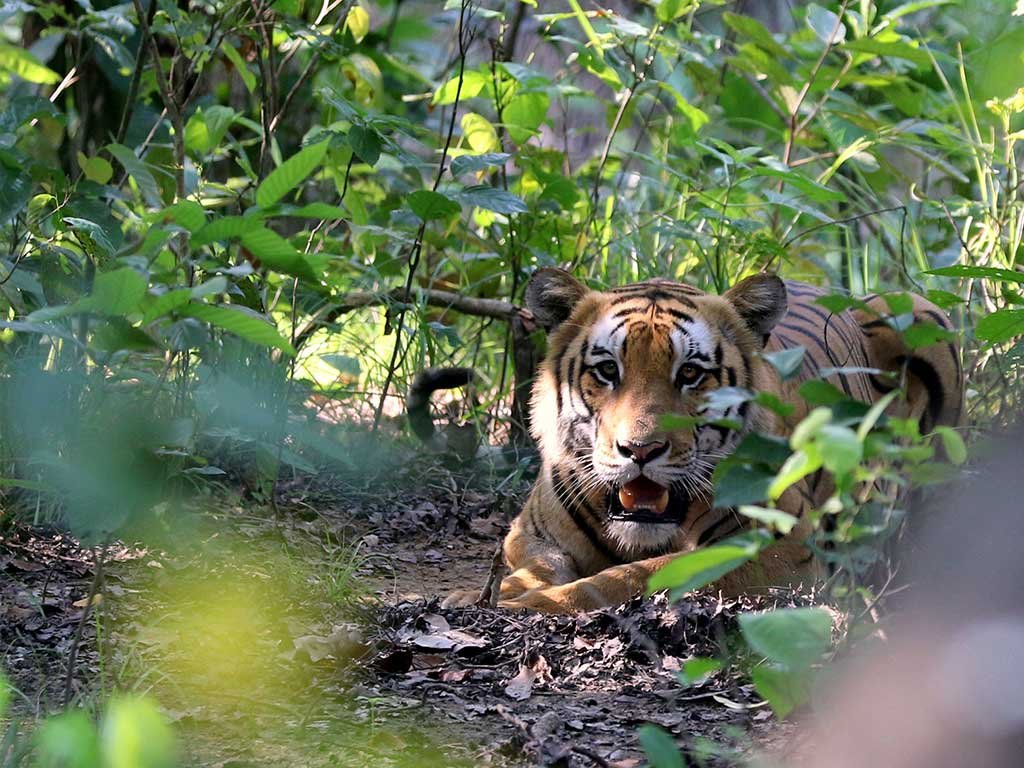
[526, 268, 788, 554]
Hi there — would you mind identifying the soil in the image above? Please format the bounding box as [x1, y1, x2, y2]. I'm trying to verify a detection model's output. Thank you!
[0, 455, 804, 767]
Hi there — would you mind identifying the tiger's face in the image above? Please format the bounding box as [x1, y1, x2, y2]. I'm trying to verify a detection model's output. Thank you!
[526, 269, 787, 553]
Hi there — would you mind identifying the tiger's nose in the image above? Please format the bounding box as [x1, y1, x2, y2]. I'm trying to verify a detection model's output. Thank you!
[616, 439, 669, 464]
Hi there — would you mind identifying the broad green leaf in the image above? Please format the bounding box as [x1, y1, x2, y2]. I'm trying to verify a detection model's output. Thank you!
[101, 697, 177, 768]
[433, 69, 489, 105]
[902, 321, 956, 350]
[184, 106, 236, 155]
[843, 38, 929, 67]
[345, 5, 370, 43]
[347, 125, 381, 166]
[255, 139, 330, 208]
[287, 202, 349, 219]
[91, 318, 158, 353]
[926, 265, 1024, 284]
[142, 288, 192, 324]
[761, 346, 805, 380]
[932, 425, 967, 465]
[799, 379, 845, 406]
[221, 40, 256, 93]
[84, 268, 148, 315]
[63, 217, 115, 256]
[806, 4, 846, 44]
[239, 227, 318, 280]
[713, 462, 775, 507]
[816, 424, 862, 475]
[451, 152, 510, 176]
[790, 407, 832, 449]
[107, 144, 163, 207]
[657, 0, 693, 23]
[976, 309, 1024, 344]
[77, 153, 113, 184]
[162, 200, 206, 232]
[751, 664, 813, 719]
[648, 532, 770, 595]
[192, 216, 262, 246]
[179, 303, 295, 355]
[722, 12, 789, 59]
[925, 289, 966, 309]
[737, 505, 799, 534]
[409, 190, 461, 222]
[680, 657, 722, 686]
[504, 90, 550, 145]
[35, 709, 101, 768]
[769, 449, 821, 500]
[461, 112, 500, 153]
[456, 185, 528, 215]
[816, 294, 872, 314]
[739, 607, 832, 668]
[638, 724, 684, 768]
[0, 43, 60, 84]
[0, 162, 32, 224]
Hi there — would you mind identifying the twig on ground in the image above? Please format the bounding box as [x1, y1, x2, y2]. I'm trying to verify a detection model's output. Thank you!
[477, 539, 506, 608]
[62, 541, 107, 708]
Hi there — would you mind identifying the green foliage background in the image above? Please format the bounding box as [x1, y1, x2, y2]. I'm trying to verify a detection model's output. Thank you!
[2, 0, 1024, 759]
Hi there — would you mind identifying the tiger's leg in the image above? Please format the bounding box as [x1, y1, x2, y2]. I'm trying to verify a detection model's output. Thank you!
[498, 554, 676, 614]
[441, 503, 580, 608]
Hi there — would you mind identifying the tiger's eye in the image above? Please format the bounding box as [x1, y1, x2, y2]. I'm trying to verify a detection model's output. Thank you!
[595, 360, 619, 382]
[677, 364, 702, 387]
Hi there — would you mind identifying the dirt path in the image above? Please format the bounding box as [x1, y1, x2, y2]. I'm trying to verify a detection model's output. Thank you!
[2, 460, 797, 766]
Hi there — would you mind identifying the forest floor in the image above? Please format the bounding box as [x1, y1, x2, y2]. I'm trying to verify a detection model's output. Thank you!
[1, 452, 807, 767]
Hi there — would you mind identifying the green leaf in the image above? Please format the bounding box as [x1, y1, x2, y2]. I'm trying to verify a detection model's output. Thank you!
[806, 3, 846, 44]
[816, 424, 862, 475]
[451, 152, 510, 176]
[902, 321, 956, 350]
[287, 202, 349, 219]
[63, 217, 115, 256]
[769, 449, 822, 500]
[239, 227, 317, 280]
[162, 200, 206, 233]
[932, 425, 967, 465]
[737, 505, 799, 535]
[101, 697, 177, 768]
[433, 69, 489, 105]
[504, 90, 550, 145]
[409, 190, 461, 222]
[925, 289, 966, 309]
[843, 38, 930, 67]
[192, 216, 262, 246]
[91, 318, 158, 353]
[798, 379, 845, 406]
[345, 5, 370, 43]
[221, 40, 256, 94]
[255, 140, 330, 208]
[680, 657, 722, 686]
[456, 185, 528, 215]
[107, 144, 163, 207]
[739, 607, 833, 668]
[977, 309, 1024, 343]
[142, 288, 192, 324]
[0, 162, 32, 225]
[179, 303, 295, 355]
[77, 153, 114, 184]
[461, 112, 500, 153]
[0, 672, 9, 714]
[761, 346, 805, 380]
[648, 532, 770, 595]
[751, 664, 813, 719]
[713, 462, 774, 507]
[84, 268, 148, 316]
[184, 106, 236, 155]
[925, 265, 1024, 283]
[347, 125, 381, 166]
[637, 724, 685, 768]
[656, 0, 693, 23]
[791, 407, 832, 449]
[35, 709, 102, 768]
[321, 354, 361, 376]
[0, 43, 60, 84]
[815, 294, 872, 314]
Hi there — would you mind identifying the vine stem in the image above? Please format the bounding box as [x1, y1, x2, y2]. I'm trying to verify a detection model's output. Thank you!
[371, 0, 472, 432]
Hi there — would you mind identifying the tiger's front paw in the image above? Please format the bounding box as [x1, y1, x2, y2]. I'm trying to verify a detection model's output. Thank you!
[441, 588, 482, 609]
[498, 585, 575, 614]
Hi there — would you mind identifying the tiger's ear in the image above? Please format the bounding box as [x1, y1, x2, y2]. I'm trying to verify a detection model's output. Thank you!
[724, 273, 787, 339]
[525, 268, 589, 332]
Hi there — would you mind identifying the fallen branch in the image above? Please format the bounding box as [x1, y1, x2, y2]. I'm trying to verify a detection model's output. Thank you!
[293, 286, 524, 352]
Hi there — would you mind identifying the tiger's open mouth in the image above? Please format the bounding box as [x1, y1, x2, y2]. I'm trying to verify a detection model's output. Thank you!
[607, 476, 689, 524]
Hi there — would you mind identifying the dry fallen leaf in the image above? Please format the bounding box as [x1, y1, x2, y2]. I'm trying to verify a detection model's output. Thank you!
[504, 664, 537, 701]
[294, 624, 367, 662]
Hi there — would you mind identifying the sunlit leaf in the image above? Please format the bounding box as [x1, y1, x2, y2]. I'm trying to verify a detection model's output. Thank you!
[739, 607, 832, 668]
[255, 139, 330, 208]
[179, 303, 295, 356]
[408, 190, 461, 222]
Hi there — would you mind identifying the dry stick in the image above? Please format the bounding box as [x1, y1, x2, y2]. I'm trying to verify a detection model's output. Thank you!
[293, 286, 519, 352]
[477, 539, 506, 608]
[371, 0, 472, 432]
[62, 542, 107, 708]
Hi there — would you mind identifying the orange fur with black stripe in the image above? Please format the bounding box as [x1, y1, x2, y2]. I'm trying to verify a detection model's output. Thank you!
[443, 270, 963, 613]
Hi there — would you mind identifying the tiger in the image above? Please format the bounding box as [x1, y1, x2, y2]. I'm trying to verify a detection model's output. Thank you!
[442, 268, 964, 614]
